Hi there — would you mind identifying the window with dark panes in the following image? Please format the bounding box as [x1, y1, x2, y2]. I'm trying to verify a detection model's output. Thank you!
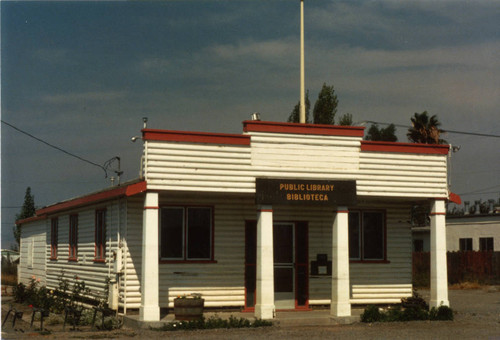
[479, 237, 494, 251]
[51, 218, 58, 259]
[348, 211, 385, 261]
[160, 206, 212, 261]
[95, 210, 106, 261]
[459, 238, 472, 251]
[69, 214, 78, 260]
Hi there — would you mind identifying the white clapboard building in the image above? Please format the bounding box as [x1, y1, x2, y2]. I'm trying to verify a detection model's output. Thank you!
[17, 120, 459, 321]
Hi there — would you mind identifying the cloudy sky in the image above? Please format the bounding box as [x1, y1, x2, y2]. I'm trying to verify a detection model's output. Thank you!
[2, 1, 499, 248]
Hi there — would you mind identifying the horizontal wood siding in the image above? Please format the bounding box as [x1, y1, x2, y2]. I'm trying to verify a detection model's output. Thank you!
[44, 200, 123, 298]
[144, 131, 449, 199]
[19, 220, 47, 285]
[121, 197, 144, 309]
[157, 193, 255, 308]
[359, 152, 448, 198]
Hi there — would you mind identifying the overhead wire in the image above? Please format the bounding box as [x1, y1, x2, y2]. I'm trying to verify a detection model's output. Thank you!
[1, 119, 108, 177]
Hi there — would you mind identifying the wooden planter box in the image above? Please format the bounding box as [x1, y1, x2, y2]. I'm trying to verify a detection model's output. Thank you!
[173, 298, 205, 320]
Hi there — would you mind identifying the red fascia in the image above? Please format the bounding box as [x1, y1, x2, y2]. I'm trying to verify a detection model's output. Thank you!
[361, 141, 450, 155]
[142, 129, 250, 146]
[242, 120, 365, 137]
[35, 181, 147, 217]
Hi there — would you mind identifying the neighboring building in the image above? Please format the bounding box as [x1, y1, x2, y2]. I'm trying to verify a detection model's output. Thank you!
[1, 249, 20, 263]
[413, 211, 500, 253]
[17, 120, 456, 322]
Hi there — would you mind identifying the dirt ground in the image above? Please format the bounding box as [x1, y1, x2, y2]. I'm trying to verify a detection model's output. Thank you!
[1, 287, 499, 339]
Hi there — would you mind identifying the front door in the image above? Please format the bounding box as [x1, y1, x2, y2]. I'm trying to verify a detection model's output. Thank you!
[244, 221, 309, 310]
[274, 223, 295, 309]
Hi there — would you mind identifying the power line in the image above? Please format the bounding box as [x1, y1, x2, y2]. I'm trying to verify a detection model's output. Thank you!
[1, 120, 107, 176]
[362, 121, 500, 138]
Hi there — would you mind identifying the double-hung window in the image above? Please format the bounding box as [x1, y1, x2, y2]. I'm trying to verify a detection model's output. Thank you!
[50, 218, 58, 260]
[459, 238, 473, 251]
[69, 214, 78, 260]
[160, 206, 213, 261]
[349, 211, 386, 261]
[95, 209, 106, 261]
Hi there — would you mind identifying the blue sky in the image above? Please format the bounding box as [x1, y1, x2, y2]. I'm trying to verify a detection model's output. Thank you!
[2, 1, 500, 248]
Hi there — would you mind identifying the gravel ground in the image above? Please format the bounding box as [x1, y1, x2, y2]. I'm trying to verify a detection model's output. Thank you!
[2, 287, 499, 339]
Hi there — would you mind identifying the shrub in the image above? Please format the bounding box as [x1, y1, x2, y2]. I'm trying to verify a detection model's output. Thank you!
[429, 305, 454, 321]
[152, 315, 272, 331]
[360, 305, 383, 323]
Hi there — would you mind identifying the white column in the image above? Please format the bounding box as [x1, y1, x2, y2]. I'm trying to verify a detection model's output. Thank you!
[255, 205, 275, 319]
[140, 192, 160, 321]
[430, 199, 450, 308]
[331, 207, 351, 317]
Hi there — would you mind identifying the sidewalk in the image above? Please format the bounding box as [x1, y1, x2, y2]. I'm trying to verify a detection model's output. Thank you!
[123, 308, 363, 329]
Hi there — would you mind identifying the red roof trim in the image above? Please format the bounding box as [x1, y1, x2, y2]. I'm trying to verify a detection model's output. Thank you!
[36, 180, 147, 216]
[16, 215, 47, 226]
[243, 121, 365, 137]
[361, 141, 450, 155]
[143, 129, 250, 146]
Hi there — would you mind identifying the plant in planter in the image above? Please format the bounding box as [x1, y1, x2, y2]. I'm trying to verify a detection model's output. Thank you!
[173, 293, 204, 321]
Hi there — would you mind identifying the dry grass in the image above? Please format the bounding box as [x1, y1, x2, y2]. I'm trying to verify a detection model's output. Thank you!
[449, 281, 482, 290]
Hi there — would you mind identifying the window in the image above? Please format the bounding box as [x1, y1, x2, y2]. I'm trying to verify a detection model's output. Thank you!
[160, 206, 213, 261]
[95, 210, 106, 261]
[479, 237, 494, 251]
[69, 215, 78, 260]
[50, 218, 58, 259]
[349, 211, 385, 261]
[459, 238, 472, 251]
[413, 239, 424, 252]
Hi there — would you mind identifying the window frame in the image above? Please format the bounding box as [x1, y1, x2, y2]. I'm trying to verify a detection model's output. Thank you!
[94, 209, 106, 262]
[69, 214, 78, 261]
[459, 238, 473, 251]
[159, 205, 215, 263]
[50, 217, 58, 260]
[348, 210, 387, 263]
[479, 237, 494, 251]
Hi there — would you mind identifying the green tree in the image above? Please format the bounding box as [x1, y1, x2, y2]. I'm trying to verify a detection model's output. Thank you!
[313, 83, 338, 125]
[287, 90, 311, 123]
[338, 113, 353, 126]
[13, 187, 36, 250]
[365, 124, 398, 142]
[407, 111, 447, 144]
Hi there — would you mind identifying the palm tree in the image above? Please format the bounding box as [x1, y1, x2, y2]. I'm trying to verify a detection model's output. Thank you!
[407, 111, 447, 144]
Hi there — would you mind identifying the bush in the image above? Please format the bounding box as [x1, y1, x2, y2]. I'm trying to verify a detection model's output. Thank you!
[360, 305, 383, 323]
[429, 305, 454, 321]
[152, 315, 273, 331]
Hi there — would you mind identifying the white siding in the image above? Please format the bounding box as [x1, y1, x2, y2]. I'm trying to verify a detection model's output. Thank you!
[358, 152, 448, 198]
[19, 220, 47, 285]
[45, 199, 124, 298]
[144, 131, 449, 199]
[123, 192, 413, 309]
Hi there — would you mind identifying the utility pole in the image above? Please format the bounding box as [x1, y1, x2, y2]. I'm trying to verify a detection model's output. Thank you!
[299, 0, 306, 124]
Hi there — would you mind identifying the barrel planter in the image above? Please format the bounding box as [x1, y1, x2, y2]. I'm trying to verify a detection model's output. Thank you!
[173, 298, 205, 320]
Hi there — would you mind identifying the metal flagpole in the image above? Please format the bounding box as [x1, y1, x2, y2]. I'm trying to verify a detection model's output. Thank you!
[299, 0, 306, 124]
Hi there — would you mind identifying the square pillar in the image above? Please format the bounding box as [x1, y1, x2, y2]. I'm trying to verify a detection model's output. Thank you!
[430, 199, 449, 308]
[331, 206, 351, 317]
[140, 192, 160, 321]
[255, 205, 275, 319]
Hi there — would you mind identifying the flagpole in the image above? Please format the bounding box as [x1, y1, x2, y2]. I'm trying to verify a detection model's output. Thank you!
[299, 0, 306, 124]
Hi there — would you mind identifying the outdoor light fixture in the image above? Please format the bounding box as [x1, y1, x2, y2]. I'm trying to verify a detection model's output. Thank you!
[131, 136, 141, 142]
[251, 112, 261, 121]
[452, 145, 461, 153]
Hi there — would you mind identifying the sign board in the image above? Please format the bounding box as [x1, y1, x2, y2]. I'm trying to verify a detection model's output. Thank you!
[255, 178, 356, 206]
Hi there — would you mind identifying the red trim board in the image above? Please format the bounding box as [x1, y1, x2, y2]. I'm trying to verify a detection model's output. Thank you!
[243, 120, 365, 137]
[143, 129, 251, 146]
[361, 141, 450, 155]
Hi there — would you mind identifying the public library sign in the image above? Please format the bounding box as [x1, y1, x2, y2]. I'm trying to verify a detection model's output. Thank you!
[255, 178, 357, 206]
